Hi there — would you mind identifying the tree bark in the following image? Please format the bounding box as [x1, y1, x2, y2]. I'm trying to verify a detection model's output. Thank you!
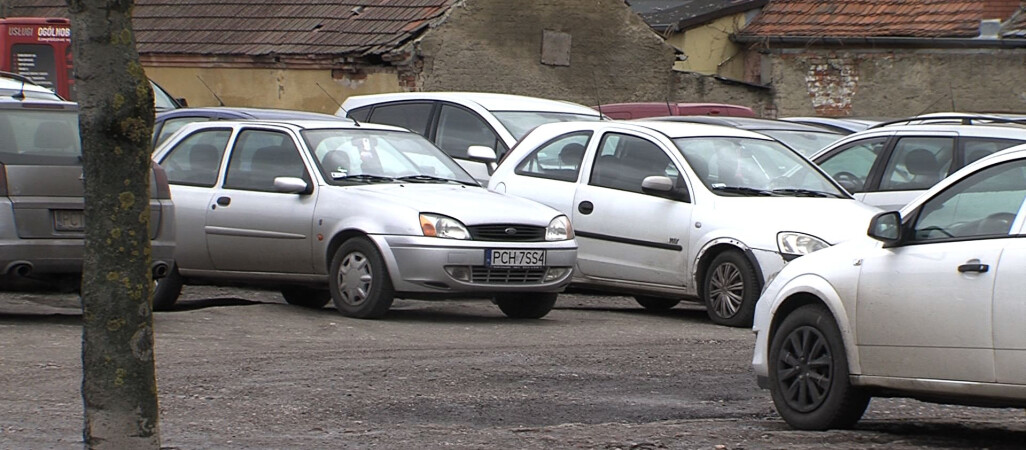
[67, 0, 161, 448]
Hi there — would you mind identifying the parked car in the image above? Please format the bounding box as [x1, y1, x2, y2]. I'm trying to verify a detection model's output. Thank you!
[810, 117, 1026, 210]
[150, 79, 185, 112]
[337, 92, 603, 182]
[150, 119, 577, 318]
[779, 116, 881, 134]
[641, 115, 845, 157]
[753, 143, 1026, 430]
[152, 106, 347, 148]
[594, 102, 756, 120]
[488, 120, 880, 327]
[0, 73, 175, 291]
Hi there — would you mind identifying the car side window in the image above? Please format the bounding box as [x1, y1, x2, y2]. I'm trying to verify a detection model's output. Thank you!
[513, 132, 591, 182]
[961, 137, 1025, 165]
[366, 102, 433, 135]
[435, 104, 500, 159]
[913, 158, 1026, 241]
[223, 129, 309, 192]
[589, 133, 673, 194]
[816, 137, 887, 192]
[879, 137, 954, 191]
[155, 116, 215, 147]
[159, 129, 231, 187]
[346, 106, 371, 122]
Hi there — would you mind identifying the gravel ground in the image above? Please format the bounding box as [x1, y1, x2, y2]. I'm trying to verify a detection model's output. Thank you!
[1, 288, 1024, 449]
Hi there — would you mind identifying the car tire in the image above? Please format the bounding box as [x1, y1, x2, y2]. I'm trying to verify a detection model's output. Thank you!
[329, 238, 394, 319]
[634, 296, 680, 311]
[152, 263, 183, 311]
[768, 304, 870, 430]
[702, 250, 759, 327]
[494, 292, 557, 319]
[281, 286, 330, 309]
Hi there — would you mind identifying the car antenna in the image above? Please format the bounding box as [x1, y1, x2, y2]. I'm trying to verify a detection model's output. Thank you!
[316, 81, 360, 126]
[591, 74, 606, 119]
[195, 75, 225, 106]
[12, 79, 25, 101]
[665, 98, 673, 116]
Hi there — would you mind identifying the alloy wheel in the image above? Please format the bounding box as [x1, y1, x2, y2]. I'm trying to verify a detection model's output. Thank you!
[709, 262, 744, 318]
[776, 325, 833, 412]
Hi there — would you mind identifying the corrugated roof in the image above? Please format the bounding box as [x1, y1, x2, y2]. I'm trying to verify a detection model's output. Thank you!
[628, 0, 768, 33]
[1001, 6, 1026, 37]
[737, 0, 989, 39]
[4, 0, 455, 57]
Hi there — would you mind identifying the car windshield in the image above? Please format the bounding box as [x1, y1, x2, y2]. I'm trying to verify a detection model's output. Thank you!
[492, 111, 602, 140]
[673, 136, 846, 197]
[0, 108, 80, 165]
[302, 128, 479, 186]
[756, 130, 842, 157]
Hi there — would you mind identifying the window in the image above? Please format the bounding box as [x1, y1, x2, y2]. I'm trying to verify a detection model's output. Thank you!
[816, 137, 887, 192]
[367, 102, 433, 135]
[159, 129, 230, 187]
[961, 137, 1025, 165]
[590, 133, 672, 194]
[913, 158, 1026, 241]
[435, 104, 500, 159]
[155, 116, 215, 147]
[514, 132, 591, 182]
[345, 107, 371, 122]
[879, 137, 954, 191]
[224, 130, 308, 192]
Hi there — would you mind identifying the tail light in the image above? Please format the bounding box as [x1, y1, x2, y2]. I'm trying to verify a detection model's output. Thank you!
[150, 161, 171, 199]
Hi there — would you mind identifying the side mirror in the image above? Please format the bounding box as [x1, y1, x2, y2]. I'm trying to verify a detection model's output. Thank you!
[467, 145, 499, 175]
[175, 97, 189, 107]
[641, 175, 690, 202]
[274, 177, 310, 195]
[867, 211, 901, 245]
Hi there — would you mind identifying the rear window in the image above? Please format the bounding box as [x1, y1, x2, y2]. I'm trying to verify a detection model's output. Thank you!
[0, 107, 80, 164]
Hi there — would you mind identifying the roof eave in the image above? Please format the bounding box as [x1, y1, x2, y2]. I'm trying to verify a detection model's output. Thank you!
[732, 34, 1026, 48]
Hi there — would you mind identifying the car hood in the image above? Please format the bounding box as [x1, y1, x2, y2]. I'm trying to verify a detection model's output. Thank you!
[707, 196, 881, 246]
[345, 183, 560, 226]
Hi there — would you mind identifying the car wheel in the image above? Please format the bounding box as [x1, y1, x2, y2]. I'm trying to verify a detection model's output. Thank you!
[702, 250, 759, 327]
[329, 238, 394, 319]
[634, 296, 680, 311]
[768, 304, 870, 430]
[152, 263, 183, 311]
[280, 286, 330, 309]
[494, 292, 557, 319]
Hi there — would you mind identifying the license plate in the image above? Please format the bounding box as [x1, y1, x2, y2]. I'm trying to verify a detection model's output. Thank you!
[486, 249, 546, 268]
[54, 210, 84, 232]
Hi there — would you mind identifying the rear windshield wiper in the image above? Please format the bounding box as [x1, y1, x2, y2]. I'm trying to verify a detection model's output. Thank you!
[709, 185, 774, 196]
[395, 174, 478, 186]
[770, 188, 845, 198]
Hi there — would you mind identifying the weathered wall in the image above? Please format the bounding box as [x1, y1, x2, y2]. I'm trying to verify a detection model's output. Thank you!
[144, 66, 401, 114]
[413, 0, 679, 105]
[765, 49, 1026, 117]
[666, 14, 748, 80]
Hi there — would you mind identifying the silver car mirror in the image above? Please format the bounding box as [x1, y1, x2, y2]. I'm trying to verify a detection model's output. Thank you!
[467, 145, 497, 163]
[641, 175, 674, 192]
[867, 211, 901, 245]
[273, 177, 309, 194]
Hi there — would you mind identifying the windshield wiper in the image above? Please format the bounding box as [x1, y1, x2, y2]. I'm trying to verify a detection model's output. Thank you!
[710, 185, 774, 196]
[334, 174, 395, 183]
[771, 188, 844, 198]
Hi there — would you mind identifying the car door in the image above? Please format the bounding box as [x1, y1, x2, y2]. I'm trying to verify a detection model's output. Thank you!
[856, 158, 1026, 382]
[865, 134, 956, 210]
[204, 127, 319, 274]
[158, 127, 233, 271]
[814, 136, 889, 202]
[432, 103, 506, 183]
[571, 131, 693, 286]
[498, 131, 592, 215]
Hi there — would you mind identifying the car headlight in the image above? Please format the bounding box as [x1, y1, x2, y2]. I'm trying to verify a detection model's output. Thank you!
[777, 232, 829, 259]
[546, 215, 574, 241]
[420, 214, 470, 239]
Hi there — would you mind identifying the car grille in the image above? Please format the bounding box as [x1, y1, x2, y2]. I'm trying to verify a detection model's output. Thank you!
[470, 267, 548, 283]
[467, 224, 546, 242]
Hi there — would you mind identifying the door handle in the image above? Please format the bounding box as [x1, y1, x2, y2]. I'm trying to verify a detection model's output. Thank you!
[957, 263, 989, 273]
[215, 196, 231, 208]
[578, 201, 594, 215]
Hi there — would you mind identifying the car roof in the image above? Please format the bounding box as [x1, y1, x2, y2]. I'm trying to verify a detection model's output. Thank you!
[340, 91, 601, 116]
[157, 106, 347, 121]
[181, 118, 410, 133]
[809, 121, 1026, 161]
[780, 117, 881, 133]
[643, 115, 839, 133]
[534, 119, 779, 140]
[0, 72, 65, 101]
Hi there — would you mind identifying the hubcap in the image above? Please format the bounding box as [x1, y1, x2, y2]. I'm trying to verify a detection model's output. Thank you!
[776, 326, 833, 412]
[337, 251, 372, 307]
[709, 262, 744, 318]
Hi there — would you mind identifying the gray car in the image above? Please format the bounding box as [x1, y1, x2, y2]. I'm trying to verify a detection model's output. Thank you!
[151, 119, 577, 319]
[0, 73, 176, 291]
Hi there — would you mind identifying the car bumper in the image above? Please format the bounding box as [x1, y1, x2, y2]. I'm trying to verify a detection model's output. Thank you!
[0, 238, 175, 277]
[370, 234, 577, 294]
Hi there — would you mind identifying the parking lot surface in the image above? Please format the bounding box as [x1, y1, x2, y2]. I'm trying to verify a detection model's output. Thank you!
[1, 288, 1024, 449]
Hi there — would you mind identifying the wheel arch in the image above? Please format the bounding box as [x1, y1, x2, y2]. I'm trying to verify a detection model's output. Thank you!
[768, 278, 861, 375]
[693, 240, 764, 300]
[324, 229, 374, 270]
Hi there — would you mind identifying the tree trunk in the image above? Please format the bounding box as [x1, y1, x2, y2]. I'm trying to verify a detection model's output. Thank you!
[67, 0, 161, 448]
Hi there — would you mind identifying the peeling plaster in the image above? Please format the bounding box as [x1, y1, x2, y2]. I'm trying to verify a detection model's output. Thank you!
[805, 58, 858, 116]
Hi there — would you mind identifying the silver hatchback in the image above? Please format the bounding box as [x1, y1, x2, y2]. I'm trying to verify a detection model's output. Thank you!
[151, 119, 577, 319]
